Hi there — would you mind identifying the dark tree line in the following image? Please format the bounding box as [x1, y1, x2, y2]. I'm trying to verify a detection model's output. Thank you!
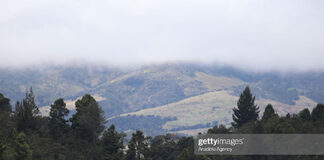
[0, 86, 324, 160]
[206, 87, 324, 160]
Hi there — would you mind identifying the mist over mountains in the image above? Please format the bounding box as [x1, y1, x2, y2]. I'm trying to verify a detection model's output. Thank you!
[1, 63, 323, 136]
[1, 1, 324, 72]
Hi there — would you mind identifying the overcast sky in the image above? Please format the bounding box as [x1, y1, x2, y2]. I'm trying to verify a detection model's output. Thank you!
[0, 0, 323, 72]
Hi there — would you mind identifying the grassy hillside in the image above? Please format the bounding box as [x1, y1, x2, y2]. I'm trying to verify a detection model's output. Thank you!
[120, 90, 237, 130]
[1, 63, 323, 136]
[0, 65, 122, 106]
[114, 90, 317, 135]
[194, 72, 245, 90]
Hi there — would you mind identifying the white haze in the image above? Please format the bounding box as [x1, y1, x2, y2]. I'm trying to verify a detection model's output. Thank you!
[0, 0, 323, 72]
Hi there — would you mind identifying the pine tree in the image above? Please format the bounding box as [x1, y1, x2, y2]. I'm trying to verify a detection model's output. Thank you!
[232, 86, 259, 128]
[0, 93, 14, 143]
[262, 104, 278, 122]
[13, 133, 32, 160]
[311, 103, 324, 122]
[149, 134, 180, 160]
[178, 148, 191, 160]
[0, 93, 11, 113]
[0, 143, 6, 160]
[15, 87, 39, 132]
[207, 125, 229, 134]
[126, 130, 150, 160]
[49, 98, 69, 139]
[70, 94, 106, 143]
[101, 125, 125, 160]
[0, 94, 14, 159]
[299, 108, 311, 122]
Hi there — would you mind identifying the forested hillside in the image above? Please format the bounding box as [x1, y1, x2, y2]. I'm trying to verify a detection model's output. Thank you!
[1, 87, 324, 159]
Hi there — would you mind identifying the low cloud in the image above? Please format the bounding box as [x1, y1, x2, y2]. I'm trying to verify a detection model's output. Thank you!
[0, 0, 323, 72]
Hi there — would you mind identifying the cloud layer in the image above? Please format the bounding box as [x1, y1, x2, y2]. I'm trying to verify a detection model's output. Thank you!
[0, 0, 323, 72]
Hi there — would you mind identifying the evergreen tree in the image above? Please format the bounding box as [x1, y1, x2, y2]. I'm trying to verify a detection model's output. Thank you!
[15, 87, 39, 132]
[0, 93, 11, 113]
[49, 98, 69, 139]
[149, 134, 179, 160]
[0, 94, 14, 160]
[13, 133, 32, 160]
[299, 108, 311, 122]
[262, 104, 278, 122]
[286, 113, 291, 118]
[207, 125, 229, 134]
[101, 125, 125, 160]
[0, 144, 5, 159]
[126, 130, 150, 160]
[311, 103, 324, 122]
[178, 148, 191, 160]
[177, 137, 209, 160]
[0, 112, 14, 158]
[70, 94, 106, 143]
[232, 86, 259, 128]
[67, 94, 107, 159]
[0, 93, 14, 144]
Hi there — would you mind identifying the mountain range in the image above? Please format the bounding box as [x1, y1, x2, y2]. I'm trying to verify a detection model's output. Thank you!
[1, 63, 323, 136]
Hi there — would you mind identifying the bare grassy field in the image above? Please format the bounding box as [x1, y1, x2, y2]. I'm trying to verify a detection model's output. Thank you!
[120, 91, 317, 132]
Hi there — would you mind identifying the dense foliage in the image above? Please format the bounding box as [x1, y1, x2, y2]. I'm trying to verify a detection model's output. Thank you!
[0, 87, 323, 160]
[232, 86, 259, 128]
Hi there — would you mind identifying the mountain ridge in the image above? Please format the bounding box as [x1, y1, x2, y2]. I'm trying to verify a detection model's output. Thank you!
[1, 63, 323, 136]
